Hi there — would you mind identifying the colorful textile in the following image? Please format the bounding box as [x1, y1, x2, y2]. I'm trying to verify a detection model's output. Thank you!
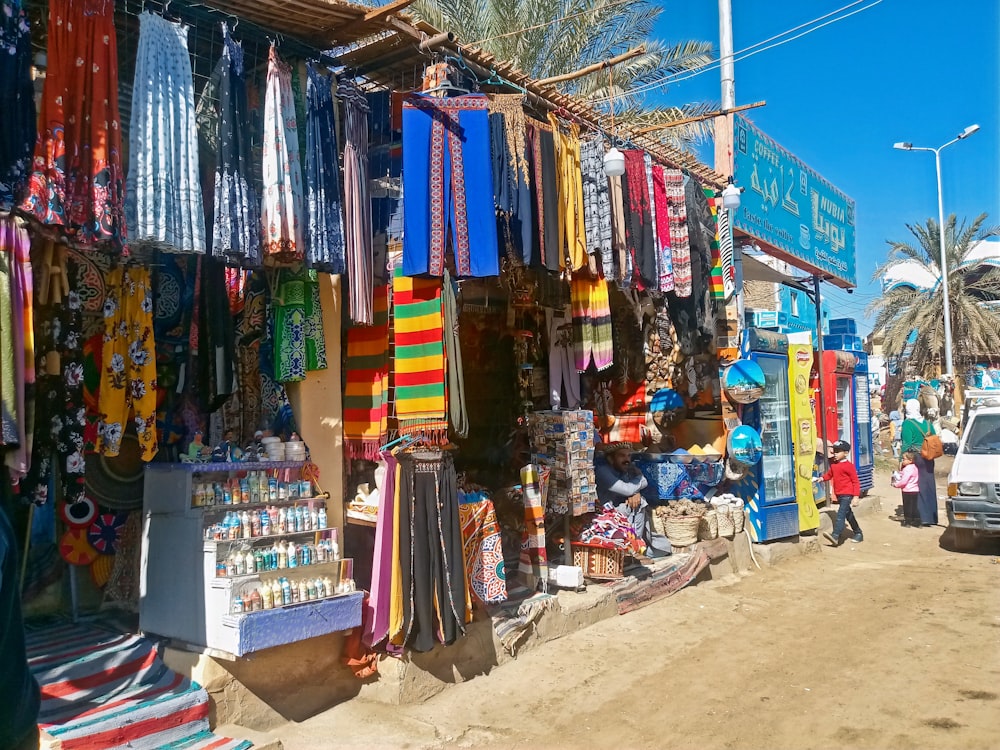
[570, 273, 613, 372]
[304, 63, 345, 273]
[518, 464, 549, 592]
[608, 174, 629, 284]
[261, 45, 304, 262]
[0, 0, 35, 210]
[272, 266, 326, 382]
[442, 269, 468, 439]
[343, 285, 390, 459]
[392, 268, 448, 442]
[550, 115, 588, 271]
[402, 94, 499, 278]
[706, 188, 725, 298]
[126, 12, 206, 255]
[362, 450, 397, 648]
[664, 168, 692, 297]
[2, 214, 34, 479]
[573, 507, 641, 553]
[527, 119, 560, 272]
[580, 136, 612, 276]
[211, 24, 260, 266]
[87, 513, 127, 554]
[340, 80, 373, 323]
[623, 150, 656, 288]
[21, 0, 126, 247]
[458, 497, 508, 605]
[651, 165, 674, 292]
[97, 266, 158, 461]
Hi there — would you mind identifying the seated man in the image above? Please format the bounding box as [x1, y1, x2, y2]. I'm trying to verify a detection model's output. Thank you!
[594, 442, 667, 558]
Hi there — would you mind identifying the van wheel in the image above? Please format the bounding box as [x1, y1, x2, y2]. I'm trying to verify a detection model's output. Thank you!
[953, 527, 977, 552]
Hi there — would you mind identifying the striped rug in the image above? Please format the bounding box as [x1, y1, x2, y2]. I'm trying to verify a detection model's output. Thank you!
[25, 621, 252, 750]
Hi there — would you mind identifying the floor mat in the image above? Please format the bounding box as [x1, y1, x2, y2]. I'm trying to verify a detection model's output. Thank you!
[25, 620, 252, 750]
[611, 549, 711, 615]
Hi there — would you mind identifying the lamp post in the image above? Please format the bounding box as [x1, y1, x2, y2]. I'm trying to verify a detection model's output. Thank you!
[893, 123, 980, 378]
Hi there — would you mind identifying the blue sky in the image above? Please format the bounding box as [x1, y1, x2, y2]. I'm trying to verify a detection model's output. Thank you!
[652, 0, 1000, 334]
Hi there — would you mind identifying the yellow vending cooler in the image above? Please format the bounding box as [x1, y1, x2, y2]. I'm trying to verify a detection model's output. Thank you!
[788, 344, 819, 532]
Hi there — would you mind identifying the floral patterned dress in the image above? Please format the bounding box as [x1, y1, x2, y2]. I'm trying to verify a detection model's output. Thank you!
[96, 266, 158, 461]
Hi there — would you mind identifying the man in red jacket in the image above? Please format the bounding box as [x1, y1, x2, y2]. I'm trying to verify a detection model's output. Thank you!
[816, 440, 863, 547]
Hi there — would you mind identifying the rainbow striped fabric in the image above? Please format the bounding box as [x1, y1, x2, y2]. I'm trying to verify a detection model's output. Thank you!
[392, 267, 448, 442]
[26, 620, 252, 750]
[343, 285, 391, 459]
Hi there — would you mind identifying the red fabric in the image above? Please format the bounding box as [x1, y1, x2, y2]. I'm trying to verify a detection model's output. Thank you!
[822, 460, 860, 497]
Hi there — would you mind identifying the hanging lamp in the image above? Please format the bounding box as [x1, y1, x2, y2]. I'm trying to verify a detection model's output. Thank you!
[603, 64, 626, 177]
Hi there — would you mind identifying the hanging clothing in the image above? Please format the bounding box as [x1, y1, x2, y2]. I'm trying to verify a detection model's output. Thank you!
[261, 45, 305, 262]
[362, 449, 398, 648]
[402, 93, 499, 278]
[623, 150, 656, 288]
[396, 453, 467, 652]
[0, 0, 35, 210]
[96, 266, 158, 461]
[304, 63, 346, 274]
[519, 464, 549, 592]
[527, 119, 560, 272]
[546, 306, 580, 410]
[272, 266, 327, 382]
[550, 116, 588, 271]
[664, 168, 692, 297]
[126, 12, 206, 255]
[340, 80, 374, 324]
[651, 165, 674, 292]
[571, 273, 613, 372]
[488, 97, 533, 266]
[580, 136, 613, 278]
[1, 215, 33, 480]
[211, 23, 260, 267]
[442, 270, 468, 440]
[343, 285, 390, 459]
[193, 258, 235, 414]
[21, 0, 126, 248]
[608, 174, 629, 285]
[392, 268, 448, 443]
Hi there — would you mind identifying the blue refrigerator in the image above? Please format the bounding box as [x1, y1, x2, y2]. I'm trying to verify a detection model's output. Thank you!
[736, 330, 800, 541]
[852, 352, 875, 494]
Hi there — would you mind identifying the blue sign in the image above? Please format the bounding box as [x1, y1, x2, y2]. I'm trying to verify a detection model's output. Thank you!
[733, 115, 856, 287]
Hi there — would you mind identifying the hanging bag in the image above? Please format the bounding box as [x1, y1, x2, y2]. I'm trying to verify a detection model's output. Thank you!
[918, 421, 943, 461]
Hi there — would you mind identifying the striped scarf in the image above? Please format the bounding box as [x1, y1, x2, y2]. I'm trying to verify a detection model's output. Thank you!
[664, 168, 692, 298]
[392, 267, 448, 443]
[343, 285, 390, 459]
[571, 273, 613, 372]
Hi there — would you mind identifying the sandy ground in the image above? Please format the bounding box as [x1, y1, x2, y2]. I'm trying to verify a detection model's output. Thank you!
[260, 465, 1000, 750]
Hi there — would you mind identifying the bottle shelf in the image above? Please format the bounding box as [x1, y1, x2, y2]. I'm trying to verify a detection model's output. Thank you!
[197, 495, 329, 512]
[149, 460, 306, 473]
[206, 529, 332, 546]
[214, 558, 344, 582]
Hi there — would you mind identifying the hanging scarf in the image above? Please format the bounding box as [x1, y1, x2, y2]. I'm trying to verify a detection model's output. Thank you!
[487, 94, 530, 184]
[343, 285, 390, 459]
[272, 266, 327, 382]
[304, 63, 346, 273]
[571, 273, 613, 372]
[340, 80, 374, 324]
[664, 168, 692, 297]
[442, 269, 468, 439]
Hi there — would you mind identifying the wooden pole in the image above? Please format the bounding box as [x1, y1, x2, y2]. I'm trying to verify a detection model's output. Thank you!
[536, 45, 646, 86]
[362, 0, 418, 23]
[634, 100, 765, 135]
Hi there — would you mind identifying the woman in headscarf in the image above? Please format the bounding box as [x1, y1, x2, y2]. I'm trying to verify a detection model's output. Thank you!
[900, 398, 938, 526]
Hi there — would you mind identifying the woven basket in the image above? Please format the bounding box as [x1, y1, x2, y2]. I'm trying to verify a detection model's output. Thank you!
[698, 509, 719, 540]
[716, 505, 736, 537]
[651, 507, 668, 537]
[662, 515, 700, 547]
[572, 543, 625, 580]
[732, 503, 745, 533]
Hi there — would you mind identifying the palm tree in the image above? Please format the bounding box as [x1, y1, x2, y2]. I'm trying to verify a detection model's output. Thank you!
[414, 0, 717, 147]
[868, 213, 1000, 376]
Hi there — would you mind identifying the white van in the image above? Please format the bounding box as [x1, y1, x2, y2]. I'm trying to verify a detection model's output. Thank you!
[946, 390, 1000, 550]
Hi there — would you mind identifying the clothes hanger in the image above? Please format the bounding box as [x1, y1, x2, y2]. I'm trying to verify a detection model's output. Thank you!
[481, 68, 526, 95]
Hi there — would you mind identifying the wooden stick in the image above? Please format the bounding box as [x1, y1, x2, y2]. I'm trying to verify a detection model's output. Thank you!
[537, 45, 646, 86]
[634, 101, 765, 135]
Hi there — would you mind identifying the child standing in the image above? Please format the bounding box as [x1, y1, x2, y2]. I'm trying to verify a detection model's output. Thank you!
[892, 450, 921, 527]
[816, 440, 863, 547]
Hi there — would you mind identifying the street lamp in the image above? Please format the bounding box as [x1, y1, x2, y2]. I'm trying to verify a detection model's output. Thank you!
[893, 123, 980, 378]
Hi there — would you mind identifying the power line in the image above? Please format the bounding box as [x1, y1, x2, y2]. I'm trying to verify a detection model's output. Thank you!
[466, 0, 635, 46]
[590, 0, 882, 104]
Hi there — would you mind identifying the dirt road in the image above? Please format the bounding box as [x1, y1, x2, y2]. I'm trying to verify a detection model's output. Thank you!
[264, 467, 1000, 750]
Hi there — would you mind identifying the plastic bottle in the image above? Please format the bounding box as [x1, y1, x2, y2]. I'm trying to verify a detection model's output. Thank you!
[298, 580, 308, 602]
[226, 553, 237, 577]
[317, 506, 327, 530]
[240, 479, 250, 505]
[295, 506, 305, 533]
[301, 544, 311, 567]
[310, 509, 319, 531]
[251, 510, 262, 537]
[244, 550, 256, 574]
[268, 477, 278, 502]
[261, 583, 274, 610]
[306, 579, 317, 600]
[330, 528, 339, 560]
[302, 506, 312, 532]
[277, 540, 288, 569]
[234, 553, 245, 576]
[322, 576, 334, 597]
[254, 548, 265, 573]
[280, 578, 291, 606]
[249, 588, 262, 612]
[260, 507, 271, 536]
[241, 511, 252, 539]
[290, 581, 300, 604]
[232, 596, 245, 614]
[286, 541, 297, 569]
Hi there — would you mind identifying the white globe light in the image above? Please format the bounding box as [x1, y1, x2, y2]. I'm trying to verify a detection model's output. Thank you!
[722, 182, 741, 210]
[603, 147, 626, 177]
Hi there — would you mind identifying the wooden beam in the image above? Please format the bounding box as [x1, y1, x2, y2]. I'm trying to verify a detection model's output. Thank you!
[362, 0, 417, 23]
[536, 45, 646, 86]
[634, 101, 765, 135]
